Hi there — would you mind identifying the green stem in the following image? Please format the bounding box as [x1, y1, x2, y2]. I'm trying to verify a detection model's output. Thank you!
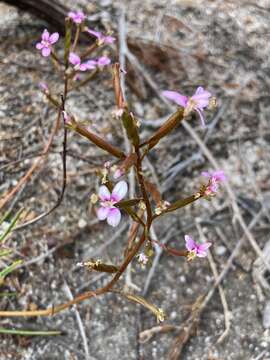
[0, 327, 61, 336]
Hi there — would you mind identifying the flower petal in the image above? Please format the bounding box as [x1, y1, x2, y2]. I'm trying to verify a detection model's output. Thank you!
[197, 242, 212, 257]
[104, 35, 116, 44]
[201, 171, 210, 178]
[97, 56, 111, 67]
[192, 87, 212, 108]
[36, 42, 43, 50]
[193, 86, 212, 98]
[87, 28, 102, 39]
[97, 206, 109, 220]
[41, 47, 51, 57]
[49, 32, 59, 44]
[85, 60, 97, 69]
[69, 52, 81, 66]
[198, 242, 212, 251]
[162, 90, 188, 107]
[98, 185, 111, 201]
[79, 63, 88, 71]
[185, 235, 195, 251]
[213, 170, 226, 182]
[42, 29, 49, 41]
[111, 181, 128, 202]
[107, 208, 121, 227]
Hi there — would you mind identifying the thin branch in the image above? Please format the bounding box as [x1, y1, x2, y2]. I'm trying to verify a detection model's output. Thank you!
[63, 281, 91, 360]
[196, 221, 231, 344]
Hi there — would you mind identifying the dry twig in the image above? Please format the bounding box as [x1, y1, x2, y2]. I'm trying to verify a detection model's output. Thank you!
[196, 221, 231, 344]
[63, 280, 91, 360]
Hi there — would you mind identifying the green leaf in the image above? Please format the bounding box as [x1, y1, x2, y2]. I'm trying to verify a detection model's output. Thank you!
[0, 260, 22, 280]
[121, 111, 140, 147]
[64, 18, 72, 66]
[0, 208, 24, 244]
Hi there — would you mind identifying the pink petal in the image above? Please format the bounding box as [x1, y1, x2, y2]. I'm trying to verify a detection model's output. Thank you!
[68, 11, 76, 18]
[196, 251, 208, 258]
[42, 29, 50, 41]
[36, 42, 43, 50]
[202, 171, 210, 178]
[79, 63, 88, 71]
[98, 185, 111, 201]
[192, 87, 212, 108]
[41, 47, 51, 57]
[39, 82, 49, 92]
[97, 206, 109, 220]
[49, 32, 59, 44]
[104, 35, 116, 44]
[111, 181, 128, 202]
[97, 56, 111, 66]
[185, 235, 196, 251]
[85, 60, 97, 69]
[77, 11, 85, 19]
[213, 170, 226, 182]
[198, 242, 212, 252]
[162, 90, 188, 107]
[193, 86, 212, 98]
[87, 28, 102, 39]
[69, 52, 81, 66]
[107, 208, 121, 227]
[196, 242, 211, 257]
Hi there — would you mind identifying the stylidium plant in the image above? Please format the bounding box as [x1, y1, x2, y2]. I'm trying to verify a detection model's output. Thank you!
[86, 27, 116, 45]
[36, 29, 59, 57]
[97, 181, 128, 227]
[162, 86, 213, 127]
[185, 235, 212, 260]
[68, 10, 86, 24]
[0, 9, 226, 323]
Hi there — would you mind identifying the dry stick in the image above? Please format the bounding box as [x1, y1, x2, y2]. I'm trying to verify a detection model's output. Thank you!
[168, 210, 263, 360]
[139, 324, 180, 344]
[126, 48, 270, 272]
[143, 226, 175, 296]
[196, 221, 231, 344]
[63, 281, 91, 360]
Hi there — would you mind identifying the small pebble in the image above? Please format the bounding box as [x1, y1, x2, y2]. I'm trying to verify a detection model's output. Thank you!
[78, 218, 87, 228]
[215, 245, 227, 256]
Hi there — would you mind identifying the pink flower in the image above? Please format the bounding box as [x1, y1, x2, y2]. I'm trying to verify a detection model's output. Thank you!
[185, 235, 211, 258]
[97, 181, 128, 227]
[138, 253, 148, 265]
[85, 60, 98, 70]
[69, 52, 89, 71]
[96, 56, 111, 67]
[86, 28, 116, 44]
[113, 168, 124, 179]
[36, 29, 59, 57]
[68, 10, 86, 24]
[39, 82, 49, 93]
[62, 111, 70, 124]
[162, 87, 212, 127]
[202, 170, 226, 196]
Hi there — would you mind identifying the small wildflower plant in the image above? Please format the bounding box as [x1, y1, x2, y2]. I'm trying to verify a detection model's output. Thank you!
[0, 9, 226, 322]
